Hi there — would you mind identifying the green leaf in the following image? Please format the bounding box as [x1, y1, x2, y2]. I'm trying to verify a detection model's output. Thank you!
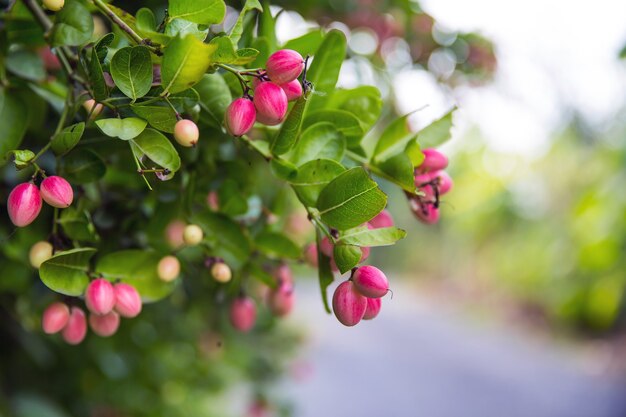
[338, 226, 407, 247]
[0, 88, 28, 166]
[58, 148, 106, 184]
[333, 244, 361, 274]
[229, 0, 262, 46]
[89, 34, 115, 101]
[6, 49, 45, 82]
[375, 153, 415, 190]
[130, 128, 181, 174]
[303, 110, 364, 148]
[306, 29, 346, 112]
[283, 30, 324, 57]
[110, 46, 153, 100]
[58, 207, 99, 242]
[51, 122, 85, 156]
[131, 104, 177, 133]
[161, 34, 217, 94]
[289, 159, 346, 207]
[255, 231, 300, 259]
[257, 1, 277, 53]
[136, 8, 172, 45]
[317, 167, 387, 230]
[417, 109, 455, 148]
[405, 139, 424, 167]
[272, 93, 308, 155]
[290, 122, 346, 166]
[165, 18, 208, 41]
[96, 250, 176, 302]
[190, 211, 251, 267]
[168, 0, 226, 25]
[6, 149, 35, 170]
[327, 86, 382, 132]
[269, 158, 298, 181]
[316, 230, 333, 313]
[232, 48, 259, 65]
[195, 73, 232, 128]
[208, 36, 238, 63]
[96, 117, 148, 140]
[372, 112, 416, 163]
[247, 263, 277, 288]
[39, 248, 96, 296]
[218, 179, 248, 216]
[50, 0, 94, 47]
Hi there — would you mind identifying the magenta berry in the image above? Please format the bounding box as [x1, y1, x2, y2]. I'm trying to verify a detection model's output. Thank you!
[42, 302, 70, 334]
[265, 49, 304, 84]
[274, 264, 293, 287]
[419, 148, 448, 173]
[267, 283, 295, 317]
[7, 183, 42, 227]
[352, 265, 389, 298]
[85, 278, 116, 315]
[369, 209, 394, 229]
[253, 82, 288, 126]
[304, 243, 318, 267]
[229, 296, 256, 332]
[225, 97, 256, 136]
[410, 199, 440, 224]
[435, 171, 453, 195]
[280, 80, 303, 101]
[320, 236, 334, 257]
[62, 307, 87, 345]
[363, 297, 382, 320]
[332, 280, 367, 327]
[113, 283, 142, 318]
[173, 119, 199, 147]
[40, 175, 73, 208]
[89, 311, 120, 337]
[360, 246, 370, 263]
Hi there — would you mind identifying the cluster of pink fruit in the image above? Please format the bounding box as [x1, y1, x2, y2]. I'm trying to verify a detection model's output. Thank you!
[224, 49, 305, 136]
[409, 148, 453, 224]
[42, 278, 142, 344]
[229, 264, 295, 332]
[7, 176, 73, 227]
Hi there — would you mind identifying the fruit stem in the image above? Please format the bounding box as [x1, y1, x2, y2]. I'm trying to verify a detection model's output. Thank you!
[163, 96, 181, 120]
[129, 143, 153, 191]
[216, 64, 251, 96]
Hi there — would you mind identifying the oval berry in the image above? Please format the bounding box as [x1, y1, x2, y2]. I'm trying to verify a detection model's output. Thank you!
[157, 255, 180, 282]
[183, 224, 204, 245]
[173, 119, 199, 147]
[410, 200, 440, 224]
[113, 283, 142, 318]
[280, 80, 303, 101]
[332, 280, 367, 327]
[40, 175, 73, 208]
[419, 148, 448, 173]
[43, 0, 64, 11]
[265, 49, 304, 84]
[85, 278, 116, 315]
[89, 311, 120, 337]
[363, 297, 382, 320]
[369, 209, 394, 229]
[7, 183, 42, 227]
[253, 82, 288, 126]
[230, 296, 256, 332]
[211, 262, 232, 283]
[224, 97, 256, 136]
[42, 302, 70, 334]
[29, 241, 53, 269]
[352, 265, 389, 298]
[62, 307, 87, 345]
[267, 283, 295, 317]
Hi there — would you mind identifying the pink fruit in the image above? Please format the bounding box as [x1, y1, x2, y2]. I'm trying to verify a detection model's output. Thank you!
[332, 280, 367, 327]
[352, 265, 389, 298]
[42, 302, 70, 334]
[40, 176, 73, 208]
[265, 49, 304, 84]
[304, 243, 318, 267]
[62, 307, 87, 345]
[414, 171, 436, 188]
[7, 183, 42, 227]
[320, 237, 334, 257]
[224, 97, 256, 136]
[418, 148, 448, 173]
[410, 200, 440, 224]
[435, 171, 453, 195]
[280, 80, 303, 101]
[267, 283, 295, 317]
[369, 209, 394, 229]
[165, 220, 186, 249]
[253, 82, 288, 126]
[230, 296, 256, 332]
[85, 278, 115, 315]
[89, 311, 120, 337]
[206, 191, 219, 211]
[363, 297, 382, 320]
[113, 283, 142, 318]
[360, 246, 370, 263]
[274, 264, 293, 287]
[173, 119, 199, 147]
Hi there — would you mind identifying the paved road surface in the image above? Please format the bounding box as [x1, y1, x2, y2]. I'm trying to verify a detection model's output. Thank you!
[282, 282, 626, 417]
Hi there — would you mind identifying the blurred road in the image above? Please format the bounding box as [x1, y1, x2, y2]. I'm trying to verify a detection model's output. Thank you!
[284, 281, 626, 417]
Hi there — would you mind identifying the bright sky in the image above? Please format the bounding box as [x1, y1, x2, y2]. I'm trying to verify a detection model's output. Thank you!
[416, 0, 626, 155]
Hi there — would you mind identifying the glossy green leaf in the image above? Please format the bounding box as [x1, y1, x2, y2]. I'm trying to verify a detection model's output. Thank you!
[0, 88, 28, 166]
[168, 0, 226, 25]
[289, 159, 346, 207]
[218, 179, 248, 216]
[6, 49, 45, 82]
[303, 110, 364, 148]
[339, 226, 407, 247]
[417, 109, 455, 148]
[51, 122, 85, 156]
[306, 29, 346, 112]
[269, 158, 298, 181]
[96, 250, 176, 302]
[327, 86, 382, 132]
[58, 207, 99, 242]
[58, 148, 106, 184]
[282, 30, 324, 57]
[165, 18, 208, 41]
[229, 0, 262, 46]
[255, 231, 300, 259]
[333, 244, 361, 274]
[232, 48, 259, 65]
[161, 34, 217, 94]
[372, 112, 416, 163]
[110, 46, 153, 100]
[131, 104, 177, 133]
[89, 34, 115, 101]
[317, 167, 387, 230]
[272, 93, 308, 155]
[6, 149, 35, 170]
[290, 122, 346, 166]
[257, 1, 277, 53]
[190, 211, 251, 267]
[195, 73, 232, 127]
[208, 36, 238, 63]
[375, 153, 415, 190]
[50, 0, 94, 47]
[130, 128, 181, 174]
[96, 117, 148, 140]
[39, 248, 96, 296]
[405, 139, 424, 167]
[136, 8, 172, 45]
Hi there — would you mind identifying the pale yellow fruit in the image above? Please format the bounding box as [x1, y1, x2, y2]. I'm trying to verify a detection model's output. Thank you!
[183, 224, 204, 246]
[157, 256, 181, 282]
[43, 0, 64, 12]
[83, 99, 103, 119]
[211, 262, 232, 283]
[29, 241, 54, 269]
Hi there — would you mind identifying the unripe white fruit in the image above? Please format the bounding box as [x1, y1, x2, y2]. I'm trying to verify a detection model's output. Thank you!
[211, 262, 232, 283]
[173, 119, 199, 147]
[43, 0, 64, 11]
[29, 241, 53, 269]
[83, 99, 103, 119]
[183, 224, 203, 245]
[157, 255, 180, 282]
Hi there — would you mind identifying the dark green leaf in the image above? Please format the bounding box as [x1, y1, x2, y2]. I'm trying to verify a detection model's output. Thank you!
[131, 104, 177, 133]
[168, 0, 226, 25]
[333, 244, 361, 274]
[110, 46, 153, 100]
[50, 0, 94, 47]
[229, 0, 262, 46]
[272, 94, 308, 155]
[283, 30, 324, 57]
[6, 49, 45, 82]
[317, 167, 387, 230]
[255, 231, 300, 259]
[289, 159, 346, 207]
[195, 73, 232, 127]
[39, 248, 96, 296]
[417, 109, 455, 148]
[306, 29, 346, 112]
[130, 128, 181, 174]
[96, 117, 147, 140]
[0, 88, 28, 166]
[88, 33, 115, 101]
[339, 226, 407, 247]
[58, 148, 106, 184]
[50, 122, 85, 156]
[303, 109, 364, 148]
[161, 34, 217, 94]
[290, 122, 346, 166]
[58, 207, 99, 242]
[217, 179, 248, 216]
